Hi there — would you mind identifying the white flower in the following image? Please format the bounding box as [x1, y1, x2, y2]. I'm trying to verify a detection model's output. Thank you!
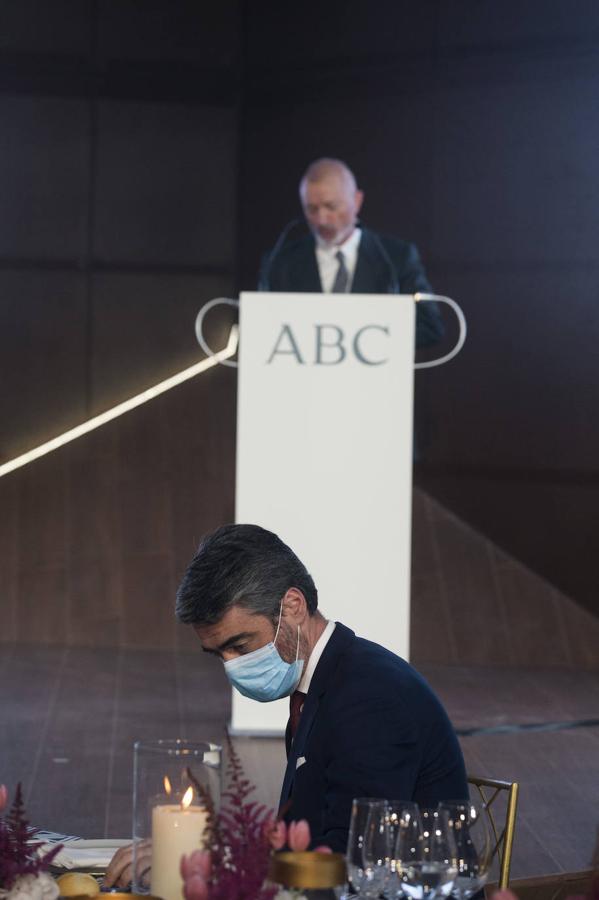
[35, 875, 58, 900]
[6, 875, 58, 900]
[275, 891, 308, 900]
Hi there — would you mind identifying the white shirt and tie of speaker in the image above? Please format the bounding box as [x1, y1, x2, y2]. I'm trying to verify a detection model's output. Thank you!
[315, 227, 362, 293]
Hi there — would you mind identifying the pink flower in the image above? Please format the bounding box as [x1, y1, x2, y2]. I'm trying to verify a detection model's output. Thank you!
[287, 820, 311, 852]
[0, 784, 7, 812]
[265, 818, 333, 854]
[267, 819, 287, 851]
[180, 850, 212, 881]
[180, 850, 212, 900]
[183, 873, 209, 900]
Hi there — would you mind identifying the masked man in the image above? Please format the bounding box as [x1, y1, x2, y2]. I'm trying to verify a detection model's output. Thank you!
[175, 523, 467, 851]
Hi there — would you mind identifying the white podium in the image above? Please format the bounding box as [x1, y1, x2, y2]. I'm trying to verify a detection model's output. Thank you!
[232, 291, 416, 735]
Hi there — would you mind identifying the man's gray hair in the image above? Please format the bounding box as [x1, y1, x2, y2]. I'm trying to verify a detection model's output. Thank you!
[175, 523, 318, 626]
[300, 157, 358, 195]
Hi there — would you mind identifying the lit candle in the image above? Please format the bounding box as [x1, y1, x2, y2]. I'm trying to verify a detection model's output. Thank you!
[151, 787, 209, 900]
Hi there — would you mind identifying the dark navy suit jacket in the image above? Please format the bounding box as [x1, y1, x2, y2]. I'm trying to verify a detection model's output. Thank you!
[279, 622, 467, 852]
[259, 228, 444, 348]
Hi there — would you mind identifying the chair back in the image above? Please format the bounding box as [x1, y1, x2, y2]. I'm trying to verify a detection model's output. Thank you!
[468, 774, 519, 889]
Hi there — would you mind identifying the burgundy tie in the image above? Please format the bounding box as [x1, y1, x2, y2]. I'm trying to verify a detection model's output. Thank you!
[289, 690, 307, 739]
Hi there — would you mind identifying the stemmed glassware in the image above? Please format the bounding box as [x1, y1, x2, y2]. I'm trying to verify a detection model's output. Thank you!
[393, 807, 457, 900]
[347, 800, 459, 900]
[384, 800, 421, 898]
[438, 802, 492, 900]
[348, 798, 492, 900]
[347, 798, 390, 899]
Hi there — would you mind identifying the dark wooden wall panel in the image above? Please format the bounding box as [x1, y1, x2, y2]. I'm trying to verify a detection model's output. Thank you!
[121, 552, 175, 648]
[89, 273, 233, 414]
[429, 66, 599, 266]
[410, 488, 599, 669]
[0, 272, 88, 461]
[423, 499, 513, 666]
[0, 276, 234, 463]
[0, 0, 91, 53]
[66, 431, 123, 646]
[0, 96, 88, 259]
[416, 473, 599, 624]
[116, 400, 177, 649]
[416, 264, 599, 470]
[0, 1, 240, 469]
[96, 0, 240, 66]
[112, 364, 234, 651]
[244, 0, 435, 66]
[436, 0, 599, 47]
[0, 358, 237, 651]
[94, 102, 237, 266]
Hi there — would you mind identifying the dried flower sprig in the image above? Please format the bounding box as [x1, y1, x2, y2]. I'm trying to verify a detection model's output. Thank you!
[183, 734, 276, 900]
[182, 735, 332, 900]
[0, 784, 62, 890]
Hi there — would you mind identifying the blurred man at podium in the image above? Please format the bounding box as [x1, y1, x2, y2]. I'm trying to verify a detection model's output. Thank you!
[259, 157, 443, 348]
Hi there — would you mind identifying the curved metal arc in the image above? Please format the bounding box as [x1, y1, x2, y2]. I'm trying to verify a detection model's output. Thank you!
[414, 293, 467, 369]
[195, 297, 240, 368]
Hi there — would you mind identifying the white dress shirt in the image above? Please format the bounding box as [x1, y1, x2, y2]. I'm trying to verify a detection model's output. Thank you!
[298, 619, 336, 694]
[315, 228, 362, 293]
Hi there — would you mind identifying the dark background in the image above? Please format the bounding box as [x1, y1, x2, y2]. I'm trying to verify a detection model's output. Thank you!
[1, 0, 598, 619]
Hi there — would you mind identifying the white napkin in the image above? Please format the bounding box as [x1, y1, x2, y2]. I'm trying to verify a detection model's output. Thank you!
[40, 839, 130, 870]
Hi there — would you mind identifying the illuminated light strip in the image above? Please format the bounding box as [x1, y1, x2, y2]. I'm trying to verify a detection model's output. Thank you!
[0, 325, 239, 479]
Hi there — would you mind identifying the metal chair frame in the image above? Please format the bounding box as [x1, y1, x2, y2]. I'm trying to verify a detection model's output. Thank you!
[468, 774, 519, 889]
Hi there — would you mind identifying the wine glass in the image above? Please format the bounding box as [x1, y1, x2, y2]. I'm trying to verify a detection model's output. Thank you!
[439, 802, 492, 899]
[347, 798, 390, 899]
[394, 808, 457, 900]
[384, 802, 420, 899]
[362, 802, 394, 898]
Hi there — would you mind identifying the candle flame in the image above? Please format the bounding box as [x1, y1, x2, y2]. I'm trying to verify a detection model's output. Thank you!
[163, 775, 172, 795]
[181, 786, 193, 809]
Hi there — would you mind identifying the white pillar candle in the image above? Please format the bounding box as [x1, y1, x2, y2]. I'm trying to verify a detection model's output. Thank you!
[151, 802, 209, 900]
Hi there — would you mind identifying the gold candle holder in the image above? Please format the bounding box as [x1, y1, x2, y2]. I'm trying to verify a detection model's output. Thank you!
[269, 851, 347, 889]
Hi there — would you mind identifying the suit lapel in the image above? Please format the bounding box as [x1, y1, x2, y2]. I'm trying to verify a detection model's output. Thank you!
[352, 229, 388, 294]
[279, 688, 320, 806]
[290, 239, 322, 292]
[278, 622, 356, 811]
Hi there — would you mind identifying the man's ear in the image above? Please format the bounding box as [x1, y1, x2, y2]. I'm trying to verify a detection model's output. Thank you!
[281, 587, 308, 623]
[355, 189, 364, 215]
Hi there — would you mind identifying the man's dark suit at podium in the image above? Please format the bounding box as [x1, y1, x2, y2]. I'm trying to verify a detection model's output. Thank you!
[259, 157, 444, 349]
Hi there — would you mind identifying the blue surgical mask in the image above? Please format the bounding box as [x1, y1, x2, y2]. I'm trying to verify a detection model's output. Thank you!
[223, 606, 304, 702]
